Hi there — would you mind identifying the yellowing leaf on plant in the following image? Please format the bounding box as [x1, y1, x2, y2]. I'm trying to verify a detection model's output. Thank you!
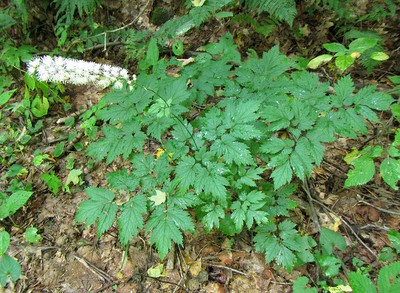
[155, 147, 165, 158]
[155, 147, 174, 162]
[147, 263, 166, 278]
[370, 51, 389, 61]
[149, 189, 166, 206]
[307, 54, 333, 69]
[344, 148, 360, 164]
[192, 0, 206, 7]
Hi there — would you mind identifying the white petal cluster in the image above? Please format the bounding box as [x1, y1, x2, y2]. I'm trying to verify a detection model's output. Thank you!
[27, 56, 136, 89]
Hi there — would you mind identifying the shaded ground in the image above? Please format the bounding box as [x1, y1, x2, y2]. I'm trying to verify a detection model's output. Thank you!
[2, 1, 400, 292]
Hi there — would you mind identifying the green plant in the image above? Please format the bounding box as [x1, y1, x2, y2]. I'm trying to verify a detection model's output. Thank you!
[62, 33, 394, 270]
[244, 0, 297, 26]
[308, 37, 389, 72]
[0, 0, 30, 33]
[0, 165, 34, 287]
[344, 76, 400, 190]
[349, 261, 400, 293]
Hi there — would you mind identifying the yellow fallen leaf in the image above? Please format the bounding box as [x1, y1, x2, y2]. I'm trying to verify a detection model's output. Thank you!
[149, 189, 167, 206]
[147, 263, 166, 278]
[189, 258, 202, 277]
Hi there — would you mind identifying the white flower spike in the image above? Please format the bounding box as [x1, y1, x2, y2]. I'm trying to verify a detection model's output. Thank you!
[26, 55, 135, 89]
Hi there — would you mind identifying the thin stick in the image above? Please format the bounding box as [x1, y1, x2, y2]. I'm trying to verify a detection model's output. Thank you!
[358, 200, 400, 216]
[204, 263, 249, 277]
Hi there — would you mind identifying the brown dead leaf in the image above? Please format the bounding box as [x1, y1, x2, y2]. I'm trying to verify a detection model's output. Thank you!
[189, 258, 203, 277]
[218, 251, 233, 266]
[204, 282, 225, 293]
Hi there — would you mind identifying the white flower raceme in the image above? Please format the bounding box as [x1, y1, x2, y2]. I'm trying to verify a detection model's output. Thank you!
[27, 55, 135, 89]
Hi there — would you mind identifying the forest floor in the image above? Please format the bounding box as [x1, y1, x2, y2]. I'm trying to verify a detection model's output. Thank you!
[2, 1, 400, 292]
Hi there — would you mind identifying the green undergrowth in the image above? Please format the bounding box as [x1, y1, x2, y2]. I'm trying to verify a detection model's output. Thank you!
[77, 33, 395, 272]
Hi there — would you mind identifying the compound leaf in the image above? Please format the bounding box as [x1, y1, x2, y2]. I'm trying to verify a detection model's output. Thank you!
[271, 160, 292, 189]
[76, 187, 117, 237]
[147, 205, 194, 259]
[118, 194, 147, 246]
[175, 156, 196, 191]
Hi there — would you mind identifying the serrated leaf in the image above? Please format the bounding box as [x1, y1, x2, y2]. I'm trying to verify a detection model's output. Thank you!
[231, 201, 246, 231]
[271, 160, 292, 189]
[75, 187, 115, 227]
[98, 202, 118, 237]
[211, 135, 253, 165]
[201, 204, 225, 232]
[275, 245, 297, 270]
[345, 156, 376, 187]
[236, 167, 263, 187]
[175, 156, 196, 191]
[317, 255, 342, 277]
[147, 206, 194, 259]
[349, 271, 377, 293]
[194, 163, 228, 202]
[118, 194, 146, 246]
[380, 158, 400, 190]
[320, 227, 347, 255]
[41, 171, 62, 195]
[377, 261, 400, 293]
[361, 91, 394, 111]
[87, 121, 146, 165]
[355, 105, 380, 123]
[260, 138, 288, 154]
[106, 168, 139, 192]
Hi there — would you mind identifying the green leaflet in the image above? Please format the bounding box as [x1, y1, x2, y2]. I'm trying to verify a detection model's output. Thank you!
[349, 271, 377, 293]
[87, 120, 147, 165]
[146, 205, 194, 259]
[76, 187, 118, 238]
[231, 190, 268, 231]
[254, 220, 315, 271]
[377, 261, 400, 292]
[118, 194, 147, 246]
